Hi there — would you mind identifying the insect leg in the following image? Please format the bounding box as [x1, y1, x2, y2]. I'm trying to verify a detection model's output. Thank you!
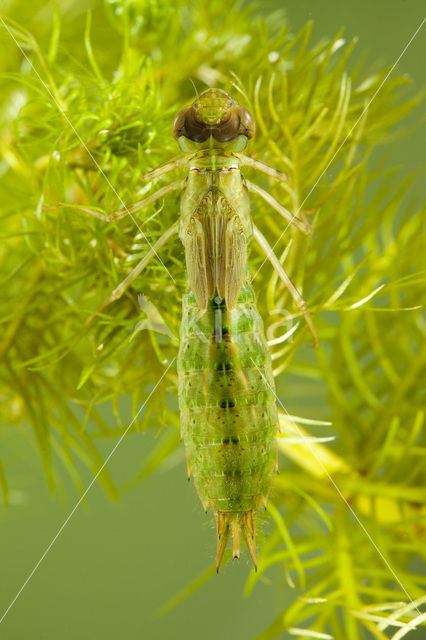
[298, 208, 315, 231]
[140, 155, 186, 182]
[239, 155, 290, 183]
[252, 224, 319, 348]
[52, 180, 183, 222]
[246, 180, 311, 235]
[86, 220, 179, 323]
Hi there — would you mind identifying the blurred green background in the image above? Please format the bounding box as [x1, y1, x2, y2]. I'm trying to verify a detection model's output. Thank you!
[0, 1, 425, 639]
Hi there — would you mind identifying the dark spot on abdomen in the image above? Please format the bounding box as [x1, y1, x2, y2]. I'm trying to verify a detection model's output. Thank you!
[216, 362, 232, 372]
[220, 399, 235, 408]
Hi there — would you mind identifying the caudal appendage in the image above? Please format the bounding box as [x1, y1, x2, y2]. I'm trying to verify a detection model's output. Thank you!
[215, 510, 258, 572]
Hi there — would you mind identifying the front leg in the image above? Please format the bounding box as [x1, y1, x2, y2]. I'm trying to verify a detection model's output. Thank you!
[140, 155, 186, 182]
[238, 155, 290, 184]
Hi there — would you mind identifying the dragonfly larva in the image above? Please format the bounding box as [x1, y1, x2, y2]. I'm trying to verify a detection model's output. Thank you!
[78, 88, 317, 570]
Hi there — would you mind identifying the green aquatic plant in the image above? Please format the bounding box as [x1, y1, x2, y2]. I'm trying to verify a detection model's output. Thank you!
[0, 1, 425, 638]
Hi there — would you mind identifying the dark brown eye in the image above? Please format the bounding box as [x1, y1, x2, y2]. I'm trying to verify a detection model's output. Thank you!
[172, 106, 211, 142]
[172, 106, 193, 140]
[211, 105, 255, 142]
[236, 106, 255, 139]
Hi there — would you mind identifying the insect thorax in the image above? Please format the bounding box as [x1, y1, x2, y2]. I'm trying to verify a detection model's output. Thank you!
[179, 156, 252, 240]
[178, 155, 253, 310]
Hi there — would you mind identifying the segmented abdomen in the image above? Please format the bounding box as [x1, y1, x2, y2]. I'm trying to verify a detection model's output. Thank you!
[177, 281, 278, 565]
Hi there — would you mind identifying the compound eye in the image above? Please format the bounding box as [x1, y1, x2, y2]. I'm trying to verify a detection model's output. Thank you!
[172, 106, 192, 140]
[173, 105, 211, 142]
[237, 106, 255, 139]
[212, 105, 255, 142]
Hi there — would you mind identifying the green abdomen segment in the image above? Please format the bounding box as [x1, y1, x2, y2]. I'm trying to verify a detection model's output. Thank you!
[177, 281, 278, 568]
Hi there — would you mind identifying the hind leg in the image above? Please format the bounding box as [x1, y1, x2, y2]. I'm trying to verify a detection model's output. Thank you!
[253, 224, 319, 348]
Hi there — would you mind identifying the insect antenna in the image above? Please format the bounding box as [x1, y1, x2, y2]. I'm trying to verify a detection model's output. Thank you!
[229, 71, 249, 103]
[189, 77, 199, 98]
